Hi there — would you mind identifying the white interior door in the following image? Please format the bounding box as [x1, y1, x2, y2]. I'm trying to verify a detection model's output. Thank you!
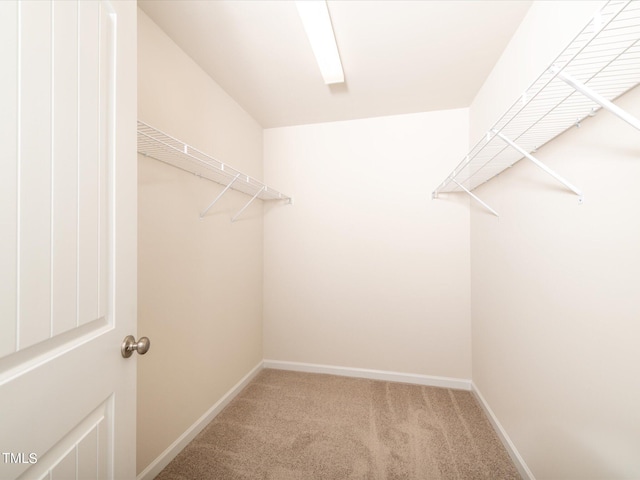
[0, 1, 137, 479]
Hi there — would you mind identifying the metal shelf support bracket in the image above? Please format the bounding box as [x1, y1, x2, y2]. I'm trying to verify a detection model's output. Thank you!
[232, 186, 265, 223]
[200, 174, 241, 218]
[451, 179, 499, 217]
[551, 67, 640, 131]
[493, 130, 583, 201]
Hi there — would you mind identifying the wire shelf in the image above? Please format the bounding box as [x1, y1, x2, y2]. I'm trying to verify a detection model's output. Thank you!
[137, 120, 292, 204]
[433, 0, 640, 198]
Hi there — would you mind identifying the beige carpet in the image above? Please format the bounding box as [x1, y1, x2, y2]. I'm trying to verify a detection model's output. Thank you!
[156, 369, 521, 479]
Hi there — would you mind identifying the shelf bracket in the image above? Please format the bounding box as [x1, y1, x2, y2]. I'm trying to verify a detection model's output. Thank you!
[493, 130, 583, 201]
[231, 186, 265, 223]
[451, 179, 499, 217]
[200, 174, 241, 218]
[551, 68, 640, 131]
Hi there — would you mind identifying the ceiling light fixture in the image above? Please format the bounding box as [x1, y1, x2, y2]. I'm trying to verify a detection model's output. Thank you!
[295, 0, 344, 85]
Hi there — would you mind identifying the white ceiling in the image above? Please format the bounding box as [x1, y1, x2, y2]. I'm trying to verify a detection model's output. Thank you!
[138, 0, 533, 128]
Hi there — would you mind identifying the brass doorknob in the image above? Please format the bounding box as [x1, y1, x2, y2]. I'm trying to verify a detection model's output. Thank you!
[121, 335, 151, 358]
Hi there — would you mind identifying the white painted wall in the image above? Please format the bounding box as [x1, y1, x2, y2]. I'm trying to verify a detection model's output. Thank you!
[263, 109, 471, 380]
[136, 2, 640, 477]
[469, 1, 640, 478]
[137, 10, 264, 474]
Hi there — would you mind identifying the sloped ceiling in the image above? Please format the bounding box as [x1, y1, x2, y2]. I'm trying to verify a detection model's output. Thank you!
[138, 0, 533, 128]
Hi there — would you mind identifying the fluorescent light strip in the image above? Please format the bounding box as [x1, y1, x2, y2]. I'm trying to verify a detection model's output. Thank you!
[296, 0, 344, 85]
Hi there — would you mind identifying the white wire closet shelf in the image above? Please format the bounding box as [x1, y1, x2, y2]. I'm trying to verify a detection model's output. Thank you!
[433, 0, 640, 216]
[137, 121, 292, 221]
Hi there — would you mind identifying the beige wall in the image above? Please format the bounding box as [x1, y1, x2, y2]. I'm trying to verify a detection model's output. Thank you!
[137, 10, 264, 474]
[470, 1, 640, 478]
[136, 1, 640, 477]
[263, 110, 471, 380]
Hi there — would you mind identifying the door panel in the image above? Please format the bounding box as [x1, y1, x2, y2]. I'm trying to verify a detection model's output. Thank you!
[78, 0, 102, 329]
[18, 0, 53, 350]
[51, 0, 79, 337]
[0, 0, 18, 358]
[0, 1, 137, 478]
[19, 398, 110, 480]
[5, 0, 111, 354]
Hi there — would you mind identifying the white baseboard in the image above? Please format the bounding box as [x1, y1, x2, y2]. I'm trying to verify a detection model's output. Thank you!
[263, 359, 472, 391]
[471, 382, 535, 480]
[137, 361, 264, 480]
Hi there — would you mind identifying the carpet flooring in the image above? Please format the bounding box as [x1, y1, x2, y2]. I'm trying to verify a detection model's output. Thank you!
[156, 369, 521, 479]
